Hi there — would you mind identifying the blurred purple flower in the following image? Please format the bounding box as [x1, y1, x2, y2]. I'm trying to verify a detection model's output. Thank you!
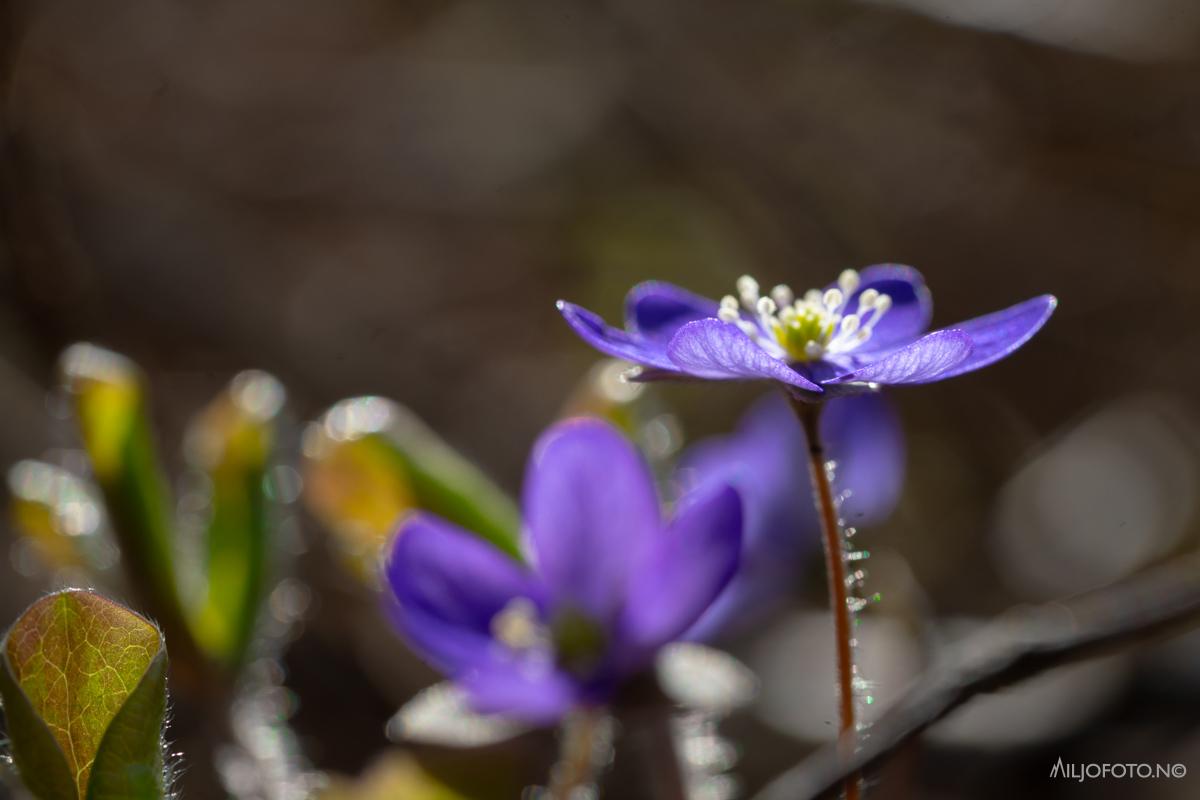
[557, 265, 1055, 395]
[681, 392, 904, 641]
[384, 418, 742, 723]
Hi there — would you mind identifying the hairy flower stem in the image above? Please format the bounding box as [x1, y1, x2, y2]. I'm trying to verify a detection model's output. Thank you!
[791, 397, 861, 800]
[549, 708, 606, 800]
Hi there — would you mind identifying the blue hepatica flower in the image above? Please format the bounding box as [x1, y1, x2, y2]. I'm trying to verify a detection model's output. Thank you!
[384, 418, 743, 723]
[681, 392, 904, 641]
[558, 265, 1056, 394]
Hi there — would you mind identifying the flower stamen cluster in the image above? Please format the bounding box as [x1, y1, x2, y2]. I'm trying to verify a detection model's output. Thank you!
[717, 271, 893, 363]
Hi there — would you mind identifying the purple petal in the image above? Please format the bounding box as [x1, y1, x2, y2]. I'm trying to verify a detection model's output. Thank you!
[523, 419, 661, 622]
[928, 295, 1057, 380]
[666, 319, 823, 392]
[837, 264, 934, 352]
[460, 658, 579, 724]
[557, 301, 678, 371]
[385, 514, 541, 674]
[829, 329, 973, 385]
[619, 484, 742, 656]
[823, 393, 905, 525]
[624, 281, 719, 343]
[678, 399, 812, 640]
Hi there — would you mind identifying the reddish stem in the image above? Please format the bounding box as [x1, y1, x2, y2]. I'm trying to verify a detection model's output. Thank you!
[792, 397, 861, 800]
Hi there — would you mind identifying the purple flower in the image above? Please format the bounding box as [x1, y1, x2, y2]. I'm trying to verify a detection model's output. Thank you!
[680, 392, 904, 641]
[384, 418, 743, 723]
[557, 265, 1056, 395]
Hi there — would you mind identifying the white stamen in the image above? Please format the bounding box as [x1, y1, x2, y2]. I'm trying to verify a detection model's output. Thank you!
[838, 269, 860, 296]
[737, 275, 760, 308]
[860, 294, 892, 334]
[720, 272, 900, 362]
[771, 284, 795, 307]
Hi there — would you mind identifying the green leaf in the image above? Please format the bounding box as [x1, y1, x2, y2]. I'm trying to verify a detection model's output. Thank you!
[186, 370, 286, 668]
[86, 649, 168, 800]
[58, 345, 190, 657]
[0, 590, 168, 800]
[304, 397, 522, 581]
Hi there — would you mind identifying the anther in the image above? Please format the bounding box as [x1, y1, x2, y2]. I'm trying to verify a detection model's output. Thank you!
[771, 284, 795, 306]
[822, 288, 844, 312]
[857, 289, 879, 312]
[737, 275, 760, 308]
[838, 269, 860, 295]
[756, 296, 777, 316]
[718, 306, 740, 323]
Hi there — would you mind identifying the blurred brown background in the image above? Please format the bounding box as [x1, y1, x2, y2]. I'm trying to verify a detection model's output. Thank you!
[2, 1, 1200, 798]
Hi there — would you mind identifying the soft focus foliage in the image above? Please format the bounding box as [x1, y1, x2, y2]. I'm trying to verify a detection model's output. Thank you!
[303, 396, 523, 581]
[3, 1, 1200, 798]
[186, 370, 285, 668]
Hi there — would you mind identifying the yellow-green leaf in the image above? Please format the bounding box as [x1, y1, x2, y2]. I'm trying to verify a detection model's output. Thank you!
[0, 590, 167, 800]
[185, 370, 285, 667]
[58, 344, 188, 658]
[303, 397, 521, 582]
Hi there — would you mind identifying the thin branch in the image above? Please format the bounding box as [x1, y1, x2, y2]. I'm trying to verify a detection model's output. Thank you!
[753, 553, 1200, 800]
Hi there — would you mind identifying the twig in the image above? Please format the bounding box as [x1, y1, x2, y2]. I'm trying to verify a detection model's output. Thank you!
[753, 553, 1200, 800]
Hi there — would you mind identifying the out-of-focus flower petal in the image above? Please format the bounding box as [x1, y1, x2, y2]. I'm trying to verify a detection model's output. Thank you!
[666, 319, 823, 392]
[557, 301, 678, 371]
[930, 295, 1057, 380]
[838, 264, 934, 352]
[385, 514, 540, 674]
[831, 329, 973, 385]
[681, 392, 905, 640]
[623, 281, 719, 343]
[823, 393, 905, 526]
[679, 397, 810, 640]
[619, 485, 742, 656]
[523, 419, 661, 622]
[460, 657, 579, 724]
